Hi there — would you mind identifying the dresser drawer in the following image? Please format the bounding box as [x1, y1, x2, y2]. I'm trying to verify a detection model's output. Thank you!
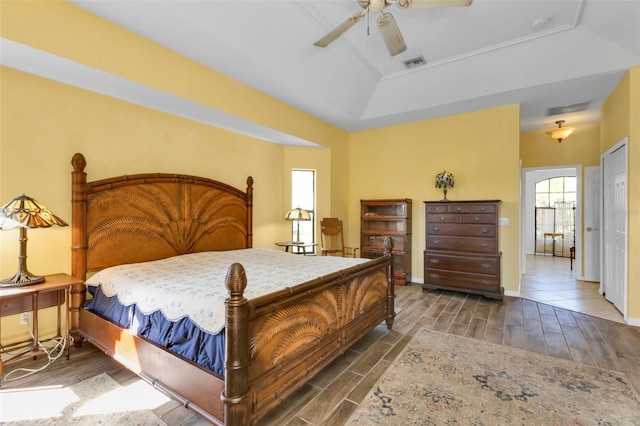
[447, 204, 469, 213]
[424, 269, 499, 292]
[426, 204, 448, 213]
[459, 213, 495, 224]
[471, 204, 497, 214]
[425, 252, 498, 275]
[426, 235, 497, 253]
[427, 223, 495, 238]
[427, 213, 459, 223]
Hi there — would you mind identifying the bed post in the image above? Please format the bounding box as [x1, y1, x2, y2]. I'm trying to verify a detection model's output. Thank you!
[222, 262, 250, 425]
[70, 153, 88, 346]
[383, 236, 395, 330]
[246, 176, 253, 248]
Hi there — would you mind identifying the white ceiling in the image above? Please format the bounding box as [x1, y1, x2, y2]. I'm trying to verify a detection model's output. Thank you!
[3, 0, 640, 145]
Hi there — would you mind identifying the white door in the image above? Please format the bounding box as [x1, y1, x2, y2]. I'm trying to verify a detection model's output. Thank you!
[583, 167, 600, 282]
[603, 143, 627, 314]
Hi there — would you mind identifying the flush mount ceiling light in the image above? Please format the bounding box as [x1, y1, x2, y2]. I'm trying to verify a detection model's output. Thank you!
[545, 120, 575, 143]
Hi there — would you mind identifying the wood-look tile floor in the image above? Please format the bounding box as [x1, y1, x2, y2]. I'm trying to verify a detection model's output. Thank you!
[2, 256, 638, 425]
[520, 254, 625, 323]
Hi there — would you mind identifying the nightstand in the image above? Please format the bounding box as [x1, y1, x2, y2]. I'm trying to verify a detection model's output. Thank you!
[0, 273, 83, 377]
[274, 241, 318, 255]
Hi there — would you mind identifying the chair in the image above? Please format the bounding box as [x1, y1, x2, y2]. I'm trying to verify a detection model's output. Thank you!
[320, 217, 358, 258]
[570, 246, 575, 270]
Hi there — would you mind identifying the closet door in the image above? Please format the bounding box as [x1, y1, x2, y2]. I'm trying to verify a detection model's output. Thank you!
[603, 143, 626, 314]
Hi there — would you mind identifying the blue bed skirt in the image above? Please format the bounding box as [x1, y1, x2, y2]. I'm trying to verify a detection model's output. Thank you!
[84, 285, 225, 376]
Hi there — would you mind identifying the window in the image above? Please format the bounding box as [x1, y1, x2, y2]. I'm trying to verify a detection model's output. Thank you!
[291, 170, 315, 249]
[534, 176, 576, 257]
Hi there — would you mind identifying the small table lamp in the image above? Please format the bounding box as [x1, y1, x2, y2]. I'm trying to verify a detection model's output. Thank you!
[435, 170, 455, 201]
[0, 194, 68, 287]
[285, 207, 311, 244]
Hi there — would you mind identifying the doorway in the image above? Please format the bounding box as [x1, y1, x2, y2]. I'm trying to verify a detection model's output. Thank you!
[521, 166, 582, 277]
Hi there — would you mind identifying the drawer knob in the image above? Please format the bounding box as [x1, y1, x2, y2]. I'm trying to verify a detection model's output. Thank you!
[480, 227, 489, 233]
[439, 216, 446, 221]
[480, 242, 489, 247]
[480, 207, 487, 211]
[429, 258, 440, 263]
[432, 226, 440, 232]
[481, 263, 491, 269]
[482, 280, 491, 285]
[433, 239, 440, 245]
[430, 273, 440, 279]
[456, 207, 462, 212]
[473, 216, 480, 222]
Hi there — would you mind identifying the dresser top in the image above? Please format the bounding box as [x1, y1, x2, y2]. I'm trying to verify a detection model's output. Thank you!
[424, 200, 501, 204]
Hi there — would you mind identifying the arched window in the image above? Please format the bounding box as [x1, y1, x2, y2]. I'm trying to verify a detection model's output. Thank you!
[534, 176, 576, 257]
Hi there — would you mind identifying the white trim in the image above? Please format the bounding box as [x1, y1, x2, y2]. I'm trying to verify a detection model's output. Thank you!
[625, 316, 640, 327]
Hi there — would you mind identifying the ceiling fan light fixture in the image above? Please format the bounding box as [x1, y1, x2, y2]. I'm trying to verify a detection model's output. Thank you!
[314, 0, 472, 56]
[545, 120, 575, 143]
[377, 12, 407, 56]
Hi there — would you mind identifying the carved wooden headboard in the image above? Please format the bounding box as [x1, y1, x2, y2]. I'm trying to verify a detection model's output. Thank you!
[70, 153, 253, 278]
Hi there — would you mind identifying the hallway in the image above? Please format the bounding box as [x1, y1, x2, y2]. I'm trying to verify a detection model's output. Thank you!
[520, 254, 624, 324]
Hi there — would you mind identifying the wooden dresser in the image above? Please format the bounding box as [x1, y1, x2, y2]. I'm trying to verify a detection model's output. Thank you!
[423, 200, 503, 300]
[361, 199, 412, 285]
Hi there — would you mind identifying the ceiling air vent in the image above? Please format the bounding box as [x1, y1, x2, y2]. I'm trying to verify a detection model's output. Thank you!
[546, 101, 591, 117]
[403, 56, 426, 69]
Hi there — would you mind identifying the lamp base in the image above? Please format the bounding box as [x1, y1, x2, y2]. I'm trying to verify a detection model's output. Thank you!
[0, 270, 45, 287]
[441, 189, 450, 201]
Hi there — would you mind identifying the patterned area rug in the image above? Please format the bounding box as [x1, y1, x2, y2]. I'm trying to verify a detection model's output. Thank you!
[1, 373, 168, 425]
[347, 328, 640, 425]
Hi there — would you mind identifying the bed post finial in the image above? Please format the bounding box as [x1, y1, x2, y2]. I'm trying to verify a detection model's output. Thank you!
[223, 262, 250, 425]
[72, 153, 86, 172]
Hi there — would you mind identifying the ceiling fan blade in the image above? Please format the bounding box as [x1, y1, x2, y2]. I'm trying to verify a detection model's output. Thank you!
[314, 11, 367, 48]
[377, 13, 407, 56]
[395, 0, 472, 9]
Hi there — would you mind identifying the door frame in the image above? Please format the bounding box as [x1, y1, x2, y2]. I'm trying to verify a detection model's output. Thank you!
[583, 166, 600, 282]
[520, 165, 582, 279]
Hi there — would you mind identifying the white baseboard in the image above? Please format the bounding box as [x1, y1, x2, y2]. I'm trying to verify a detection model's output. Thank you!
[624, 316, 640, 327]
[504, 289, 520, 298]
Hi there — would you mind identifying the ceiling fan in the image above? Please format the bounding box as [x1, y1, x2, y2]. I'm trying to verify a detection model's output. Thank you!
[314, 0, 473, 57]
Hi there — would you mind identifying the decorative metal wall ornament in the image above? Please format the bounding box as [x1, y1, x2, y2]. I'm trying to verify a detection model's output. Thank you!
[435, 171, 455, 201]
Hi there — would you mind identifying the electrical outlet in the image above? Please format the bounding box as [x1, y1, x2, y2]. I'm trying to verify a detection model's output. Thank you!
[20, 312, 31, 325]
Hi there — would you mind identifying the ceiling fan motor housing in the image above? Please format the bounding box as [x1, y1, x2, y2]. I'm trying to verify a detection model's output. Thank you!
[359, 0, 389, 12]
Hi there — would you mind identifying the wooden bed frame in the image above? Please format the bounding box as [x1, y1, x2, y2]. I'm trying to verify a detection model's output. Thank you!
[69, 153, 395, 425]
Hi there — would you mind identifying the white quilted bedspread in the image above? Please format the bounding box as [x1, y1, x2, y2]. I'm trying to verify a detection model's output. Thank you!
[85, 248, 369, 334]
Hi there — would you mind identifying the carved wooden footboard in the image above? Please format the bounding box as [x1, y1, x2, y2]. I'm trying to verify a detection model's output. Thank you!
[69, 153, 394, 425]
[224, 244, 394, 424]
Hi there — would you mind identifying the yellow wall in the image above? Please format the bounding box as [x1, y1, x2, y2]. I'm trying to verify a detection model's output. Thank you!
[349, 105, 521, 294]
[520, 122, 601, 278]
[601, 67, 640, 320]
[0, 0, 349, 342]
[520, 121, 600, 169]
